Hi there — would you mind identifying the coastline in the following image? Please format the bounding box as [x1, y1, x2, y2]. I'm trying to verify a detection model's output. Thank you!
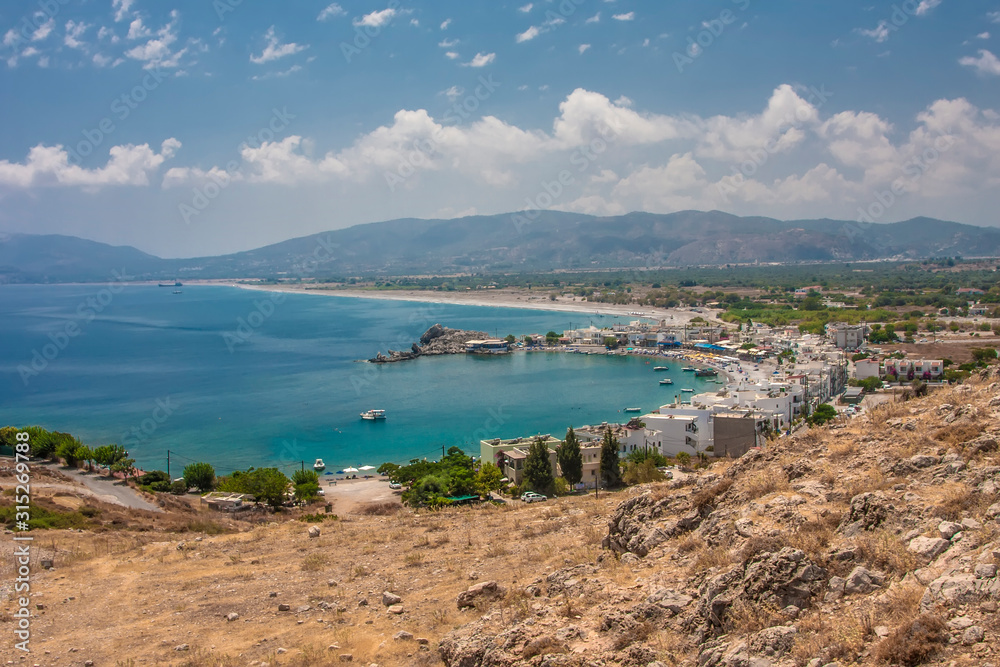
[232, 282, 725, 325]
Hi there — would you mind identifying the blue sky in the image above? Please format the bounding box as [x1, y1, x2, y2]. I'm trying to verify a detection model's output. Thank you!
[0, 0, 999, 257]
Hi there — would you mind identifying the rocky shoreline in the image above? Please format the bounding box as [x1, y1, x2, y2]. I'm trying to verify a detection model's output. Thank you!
[366, 323, 489, 363]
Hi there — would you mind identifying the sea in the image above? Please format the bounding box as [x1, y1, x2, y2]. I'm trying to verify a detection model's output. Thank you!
[0, 285, 716, 475]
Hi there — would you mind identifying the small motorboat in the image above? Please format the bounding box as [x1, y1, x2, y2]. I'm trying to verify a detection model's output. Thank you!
[681, 388, 694, 392]
[659, 378, 673, 385]
[653, 366, 668, 371]
[360, 409, 386, 420]
[313, 458, 326, 472]
[624, 407, 642, 413]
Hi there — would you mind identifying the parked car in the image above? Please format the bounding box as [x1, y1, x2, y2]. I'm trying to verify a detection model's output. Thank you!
[520, 491, 547, 503]
[388, 481, 401, 490]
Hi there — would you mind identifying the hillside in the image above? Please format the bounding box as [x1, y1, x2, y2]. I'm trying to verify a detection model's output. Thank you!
[5, 372, 1000, 665]
[4, 212, 1000, 283]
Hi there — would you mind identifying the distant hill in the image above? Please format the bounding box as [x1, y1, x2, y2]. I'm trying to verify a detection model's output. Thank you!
[3, 211, 1000, 283]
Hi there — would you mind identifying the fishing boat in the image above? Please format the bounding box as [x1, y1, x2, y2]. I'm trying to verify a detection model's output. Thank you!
[653, 366, 668, 371]
[681, 388, 694, 392]
[682, 367, 696, 372]
[313, 458, 326, 472]
[624, 407, 642, 413]
[360, 409, 387, 420]
[659, 378, 673, 385]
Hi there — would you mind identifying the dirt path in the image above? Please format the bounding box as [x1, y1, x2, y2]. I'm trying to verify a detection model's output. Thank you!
[34, 462, 162, 512]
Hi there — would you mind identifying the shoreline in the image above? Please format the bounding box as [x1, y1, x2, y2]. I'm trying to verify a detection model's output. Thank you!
[232, 282, 726, 324]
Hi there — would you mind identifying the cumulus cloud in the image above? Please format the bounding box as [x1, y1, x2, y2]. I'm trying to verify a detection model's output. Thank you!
[516, 26, 541, 42]
[112, 0, 135, 22]
[0, 139, 180, 188]
[612, 12, 635, 21]
[519, 4, 533, 12]
[124, 11, 191, 69]
[355, 9, 397, 28]
[960, 49, 1000, 76]
[578, 44, 591, 54]
[915, 0, 943, 15]
[317, 4, 346, 21]
[64, 21, 90, 49]
[250, 26, 308, 64]
[463, 52, 496, 67]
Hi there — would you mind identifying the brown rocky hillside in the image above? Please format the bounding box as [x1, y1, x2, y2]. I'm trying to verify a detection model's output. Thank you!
[5, 370, 1000, 666]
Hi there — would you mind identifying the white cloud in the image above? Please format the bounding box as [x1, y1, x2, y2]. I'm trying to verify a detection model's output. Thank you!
[317, 4, 346, 21]
[0, 138, 180, 188]
[64, 21, 91, 49]
[960, 49, 1000, 76]
[990, 11, 1000, 24]
[127, 16, 151, 40]
[250, 26, 308, 64]
[578, 44, 591, 54]
[586, 13, 601, 24]
[438, 38, 458, 47]
[516, 26, 541, 43]
[355, 9, 397, 28]
[463, 52, 496, 67]
[915, 0, 943, 15]
[977, 32, 991, 40]
[112, 0, 135, 22]
[251, 64, 302, 81]
[444, 51, 460, 60]
[518, 3, 533, 12]
[859, 21, 891, 43]
[440, 19, 452, 30]
[612, 12, 635, 21]
[442, 85, 463, 101]
[31, 18, 55, 42]
[98, 26, 120, 44]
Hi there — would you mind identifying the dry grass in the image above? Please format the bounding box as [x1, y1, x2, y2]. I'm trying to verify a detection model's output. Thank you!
[692, 478, 733, 510]
[741, 469, 789, 500]
[854, 530, 916, 576]
[843, 467, 894, 498]
[873, 613, 948, 666]
[358, 501, 401, 515]
[723, 598, 782, 636]
[689, 543, 732, 574]
[828, 439, 859, 461]
[928, 482, 983, 521]
[933, 420, 986, 447]
[300, 553, 328, 572]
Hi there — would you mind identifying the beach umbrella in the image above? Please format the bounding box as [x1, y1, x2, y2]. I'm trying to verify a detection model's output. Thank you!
[358, 465, 376, 471]
[343, 466, 359, 473]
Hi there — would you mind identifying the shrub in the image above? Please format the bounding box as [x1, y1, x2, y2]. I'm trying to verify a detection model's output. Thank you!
[182, 462, 216, 493]
[141, 470, 170, 485]
[149, 480, 172, 493]
[873, 614, 947, 666]
[170, 480, 188, 495]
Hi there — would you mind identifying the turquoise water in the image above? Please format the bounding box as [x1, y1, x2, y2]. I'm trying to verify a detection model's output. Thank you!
[0, 285, 714, 474]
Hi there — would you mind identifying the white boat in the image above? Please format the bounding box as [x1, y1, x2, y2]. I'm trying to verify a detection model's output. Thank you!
[659, 378, 673, 385]
[624, 407, 642, 413]
[313, 458, 326, 472]
[360, 409, 387, 420]
[653, 366, 668, 371]
[681, 388, 694, 392]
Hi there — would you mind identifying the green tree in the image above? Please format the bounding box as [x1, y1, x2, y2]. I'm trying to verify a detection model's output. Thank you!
[603, 336, 619, 349]
[111, 457, 137, 482]
[76, 445, 94, 472]
[93, 444, 127, 475]
[183, 462, 217, 492]
[55, 438, 83, 467]
[524, 438, 555, 495]
[675, 451, 692, 467]
[244, 468, 291, 509]
[556, 427, 583, 486]
[808, 403, 838, 426]
[545, 331, 560, 345]
[474, 461, 504, 497]
[292, 469, 321, 501]
[504, 334, 516, 344]
[599, 429, 622, 489]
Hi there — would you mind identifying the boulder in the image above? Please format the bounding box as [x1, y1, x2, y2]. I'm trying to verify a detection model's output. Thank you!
[382, 591, 402, 607]
[963, 626, 985, 645]
[456, 581, 501, 609]
[844, 566, 884, 595]
[839, 492, 888, 533]
[908, 536, 950, 560]
[393, 631, 413, 642]
[646, 588, 693, 615]
[386, 604, 404, 614]
[938, 521, 963, 540]
[308, 526, 320, 538]
[975, 563, 997, 579]
[909, 454, 940, 469]
[225, 612, 239, 622]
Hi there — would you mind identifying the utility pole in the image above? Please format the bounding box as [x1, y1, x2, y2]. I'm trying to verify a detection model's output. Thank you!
[167, 450, 170, 479]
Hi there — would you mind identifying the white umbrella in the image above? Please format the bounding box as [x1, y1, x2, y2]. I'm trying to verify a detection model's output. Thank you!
[343, 467, 359, 473]
[358, 465, 376, 471]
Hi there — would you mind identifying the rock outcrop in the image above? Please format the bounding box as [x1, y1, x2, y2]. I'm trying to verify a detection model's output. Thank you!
[367, 324, 489, 363]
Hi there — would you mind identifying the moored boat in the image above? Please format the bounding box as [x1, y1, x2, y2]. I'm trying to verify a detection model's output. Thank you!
[659, 378, 673, 385]
[314, 458, 326, 472]
[624, 407, 642, 413]
[653, 366, 668, 371]
[361, 409, 387, 420]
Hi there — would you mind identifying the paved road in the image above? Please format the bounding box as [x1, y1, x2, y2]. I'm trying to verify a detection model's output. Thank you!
[35, 462, 162, 512]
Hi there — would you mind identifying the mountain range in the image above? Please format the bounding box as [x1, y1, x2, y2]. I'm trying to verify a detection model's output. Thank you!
[3, 210, 1000, 283]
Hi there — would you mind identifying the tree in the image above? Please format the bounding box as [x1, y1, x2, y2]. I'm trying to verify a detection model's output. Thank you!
[808, 403, 838, 426]
[603, 336, 619, 349]
[524, 438, 555, 495]
[76, 445, 94, 472]
[556, 427, 583, 486]
[93, 444, 127, 475]
[545, 331, 560, 346]
[183, 462, 216, 492]
[292, 469, 320, 501]
[111, 457, 137, 482]
[599, 429, 622, 489]
[504, 334, 517, 344]
[245, 468, 291, 509]
[474, 461, 504, 497]
[55, 439, 82, 467]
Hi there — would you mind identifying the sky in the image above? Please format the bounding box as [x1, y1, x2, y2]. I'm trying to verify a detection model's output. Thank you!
[0, 0, 999, 258]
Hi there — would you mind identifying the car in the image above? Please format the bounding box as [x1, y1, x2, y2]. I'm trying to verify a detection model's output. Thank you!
[520, 491, 547, 503]
[388, 481, 402, 490]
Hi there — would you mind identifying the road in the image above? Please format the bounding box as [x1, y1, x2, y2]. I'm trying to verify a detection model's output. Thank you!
[35, 462, 162, 512]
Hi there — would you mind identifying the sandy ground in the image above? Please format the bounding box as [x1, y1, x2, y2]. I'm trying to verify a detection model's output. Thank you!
[234, 283, 725, 325]
[322, 477, 401, 514]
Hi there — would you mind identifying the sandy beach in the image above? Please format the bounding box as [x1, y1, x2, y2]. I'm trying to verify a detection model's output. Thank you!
[233, 282, 725, 325]
[322, 476, 401, 514]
